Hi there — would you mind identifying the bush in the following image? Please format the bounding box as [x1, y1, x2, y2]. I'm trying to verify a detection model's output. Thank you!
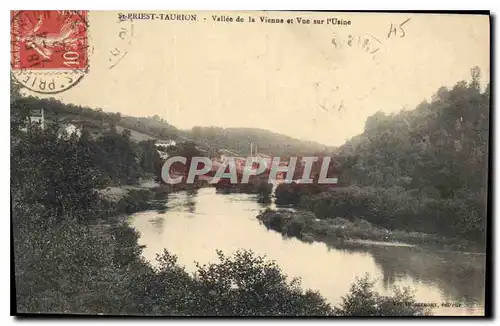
[13, 218, 154, 314]
[185, 250, 333, 316]
[276, 185, 485, 246]
[11, 96, 441, 316]
[334, 275, 431, 316]
[257, 182, 273, 203]
[114, 189, 166, 214]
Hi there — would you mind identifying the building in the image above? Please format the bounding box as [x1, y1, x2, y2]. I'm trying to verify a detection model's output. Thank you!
[155, 139, 176, 148]
[28, 108, 44, 129]
[155, 139, 176, 159]
[63, 123, 82, 138]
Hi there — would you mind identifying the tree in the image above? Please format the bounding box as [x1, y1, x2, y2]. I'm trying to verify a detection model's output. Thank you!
[153, 249, 334, 316]
[470, 66, 481, 91]
[334, 275, 430, 316]
[277, 68, 489, 244]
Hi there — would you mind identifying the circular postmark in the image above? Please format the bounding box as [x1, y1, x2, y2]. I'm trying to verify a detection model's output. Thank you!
[10, 69, 86, 94]
[108, 15, 134, 69]
[10, 10, 90, 94]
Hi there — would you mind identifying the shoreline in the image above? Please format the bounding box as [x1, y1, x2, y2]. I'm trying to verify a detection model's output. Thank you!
[100, 183, 484, 255]
[256, 209, 485, 254]
[98, 182, 484, 255]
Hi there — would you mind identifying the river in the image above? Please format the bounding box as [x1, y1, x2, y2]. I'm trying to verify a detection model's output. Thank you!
[129, 187, 485, 316]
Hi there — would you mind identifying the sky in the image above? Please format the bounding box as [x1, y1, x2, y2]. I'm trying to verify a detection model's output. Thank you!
[32, 11, 490, 146]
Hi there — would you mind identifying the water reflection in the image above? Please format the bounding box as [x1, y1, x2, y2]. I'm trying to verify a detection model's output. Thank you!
[149, 216, 165, 233]
[305, 238, 486, 307]
[185, 188, 198, 214]
[129, 187, 485, 316]
[370, 246, 484, 306]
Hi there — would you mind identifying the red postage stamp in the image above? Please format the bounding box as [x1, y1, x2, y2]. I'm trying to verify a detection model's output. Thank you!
[11, 10, 88, 70]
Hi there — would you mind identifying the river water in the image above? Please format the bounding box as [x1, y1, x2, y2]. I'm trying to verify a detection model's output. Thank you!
[129, 187, 485, 316]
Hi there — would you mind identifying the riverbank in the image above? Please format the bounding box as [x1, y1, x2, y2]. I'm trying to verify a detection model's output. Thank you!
[11, 105, 436, 316]
[91, 186, 429, 316]
[98, 181, 165, 215]
[98, 178, 215, 215]
[256, 209, 483, 253]
[214, 175, 273, 202]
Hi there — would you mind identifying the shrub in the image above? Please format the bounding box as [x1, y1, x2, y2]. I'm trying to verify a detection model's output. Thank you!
[185, 249, 334, 316]
[334, 275, 431, 316]
[277, 185, 485, 246]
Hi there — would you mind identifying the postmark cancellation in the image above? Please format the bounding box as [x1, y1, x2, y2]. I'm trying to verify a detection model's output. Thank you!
[11, 10, 89, 94]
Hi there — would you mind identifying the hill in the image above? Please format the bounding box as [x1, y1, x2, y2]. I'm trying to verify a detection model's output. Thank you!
[188, 126, 334, 157]
[14, 96, 332, 157]
[277, 67, 489, 246]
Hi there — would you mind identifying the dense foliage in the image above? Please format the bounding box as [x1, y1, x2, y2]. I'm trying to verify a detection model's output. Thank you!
[275, 68, 489, 248]
[257, 209, 466, 249]
[14, 94, 330, 157]
[334, 275, 430, 316]
[13, 95, 180, 140]
[339, 67, 489, 197]
[11, 83, 429, 316]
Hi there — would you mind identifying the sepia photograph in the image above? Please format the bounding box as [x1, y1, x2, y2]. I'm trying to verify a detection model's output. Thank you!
[10, 10, 490, 317]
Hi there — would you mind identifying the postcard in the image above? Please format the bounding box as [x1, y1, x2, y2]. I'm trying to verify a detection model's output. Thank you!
[11, 10, 490, 317]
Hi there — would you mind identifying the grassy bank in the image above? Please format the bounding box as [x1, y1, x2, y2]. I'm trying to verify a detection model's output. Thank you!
[14, 187, 430, 316]
[274, 184, 485, 252]
[99, 181, 167, 215]
[99, 178, 216, 216]
[12, 90, 432, 316]
[214, 175, 273, 203]
[256, 209, 480, 252]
